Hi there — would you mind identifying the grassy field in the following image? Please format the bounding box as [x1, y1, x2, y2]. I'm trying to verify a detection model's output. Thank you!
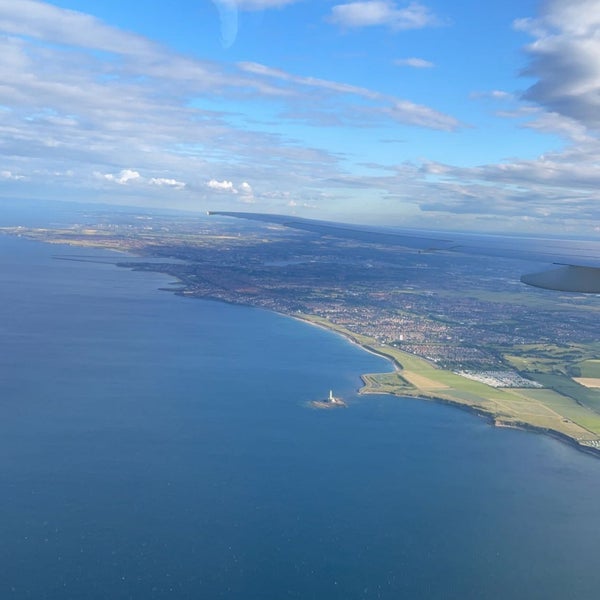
[297, 313, 600, 446]
[532, 373, 600, 413]
[360, 372, 415, 395]
[504, 344, 600, 376]
[578, 359, 600, 378]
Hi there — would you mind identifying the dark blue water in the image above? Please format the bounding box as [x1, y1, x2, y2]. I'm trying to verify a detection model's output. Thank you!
[2, 235, 600, 599]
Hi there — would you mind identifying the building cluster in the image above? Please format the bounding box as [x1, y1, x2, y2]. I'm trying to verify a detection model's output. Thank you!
[456, 370, 544, 388]
[89, 219, 599, 378]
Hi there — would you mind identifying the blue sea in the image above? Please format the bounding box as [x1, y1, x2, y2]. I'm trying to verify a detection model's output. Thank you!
[2, 233, 600, 599]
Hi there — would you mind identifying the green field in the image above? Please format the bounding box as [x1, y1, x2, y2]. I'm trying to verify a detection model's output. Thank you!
[532, 373, 600, 413]
[504, 344, 593, 375]
[577, 359, 600, 378]
[297, 313, 600, 446]
[360, 372, 415, 395]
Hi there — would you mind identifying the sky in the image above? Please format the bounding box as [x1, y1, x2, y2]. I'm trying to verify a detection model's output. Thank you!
[1, 0, 600, 234]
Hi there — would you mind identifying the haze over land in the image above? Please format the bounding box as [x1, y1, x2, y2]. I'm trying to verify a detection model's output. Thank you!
[1, 1, 600, 234]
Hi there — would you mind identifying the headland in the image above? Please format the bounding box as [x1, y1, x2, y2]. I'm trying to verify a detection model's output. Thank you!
[295, 313, 600, 457]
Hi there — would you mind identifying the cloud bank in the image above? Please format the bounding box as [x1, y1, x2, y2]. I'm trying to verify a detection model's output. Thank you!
[517, 0, 600, 129]
[0, 0, 599, 233]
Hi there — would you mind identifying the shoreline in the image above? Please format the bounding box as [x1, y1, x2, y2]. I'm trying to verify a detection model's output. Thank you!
[291, 313, 403, 369]
[44, 239, 600, 459]
[76, 249, 600, 461]
[5, 231, 600, 459]
[291, 313, 600, 459]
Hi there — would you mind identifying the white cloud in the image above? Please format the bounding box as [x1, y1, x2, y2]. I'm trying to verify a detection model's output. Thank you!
[95, 170, 188, 191]
[516, 0, 600, 128]
[206, 179, 255, 202]
[0, 0, 463, 213]
[0, 170, 25, 180]
[0, 1, 355, 206]
[207, 179, 236, 192]
[287, 199, 317, 209]
[410, 138, 600, 228]
[489, 90, 513, 100]
[329, 1, 440, 31]
[2, 1, 597, 233]
[519, 110, 592, 143]
[394, 57, 434, 68]
[238, 61, 461, 131]
[240, 181, 252, 192]
[103, 169, 141, 185]
[239, 181, 255, 203]
[239, 181, 253, 195]
[470, 90, 513, 101]
[238, 61, 380, 98]
[215, 0, 300, 10]
[0, 0, 155, 57]
[150, 177, 186, 190]
[383, 100, 458, 131]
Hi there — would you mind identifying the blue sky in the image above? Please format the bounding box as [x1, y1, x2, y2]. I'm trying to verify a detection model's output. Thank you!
[1, 1, 600, 234]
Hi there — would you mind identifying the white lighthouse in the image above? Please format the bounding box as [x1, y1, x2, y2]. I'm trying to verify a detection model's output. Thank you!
[311, 389, 346, 409]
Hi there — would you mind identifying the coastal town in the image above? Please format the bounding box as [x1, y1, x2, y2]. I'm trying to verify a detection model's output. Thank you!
[2, 208, 600, 451]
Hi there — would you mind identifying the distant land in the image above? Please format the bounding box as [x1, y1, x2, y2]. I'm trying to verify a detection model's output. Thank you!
[3, 208, 600, 455]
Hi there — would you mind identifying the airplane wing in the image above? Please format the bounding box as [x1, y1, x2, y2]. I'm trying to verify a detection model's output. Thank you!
[208, 211, 600, 293]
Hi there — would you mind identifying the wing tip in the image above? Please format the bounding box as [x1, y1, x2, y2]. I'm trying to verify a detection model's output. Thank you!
[521, 265, 600, 293]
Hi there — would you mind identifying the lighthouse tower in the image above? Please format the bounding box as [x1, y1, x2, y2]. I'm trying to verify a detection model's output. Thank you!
[329, 390, 335, 403]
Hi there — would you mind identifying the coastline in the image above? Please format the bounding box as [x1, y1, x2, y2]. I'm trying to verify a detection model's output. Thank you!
[41, 246, 600, 460]
[292, 313, 403, 367]
[291, 313, 600, 459]
[4, 229, 600, 459]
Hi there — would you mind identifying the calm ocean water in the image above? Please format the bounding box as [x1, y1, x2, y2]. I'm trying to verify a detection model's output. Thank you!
[2, 234, 600, 599]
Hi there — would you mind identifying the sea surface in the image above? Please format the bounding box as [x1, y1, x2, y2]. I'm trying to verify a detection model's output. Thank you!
[2, 233, 600, 599]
